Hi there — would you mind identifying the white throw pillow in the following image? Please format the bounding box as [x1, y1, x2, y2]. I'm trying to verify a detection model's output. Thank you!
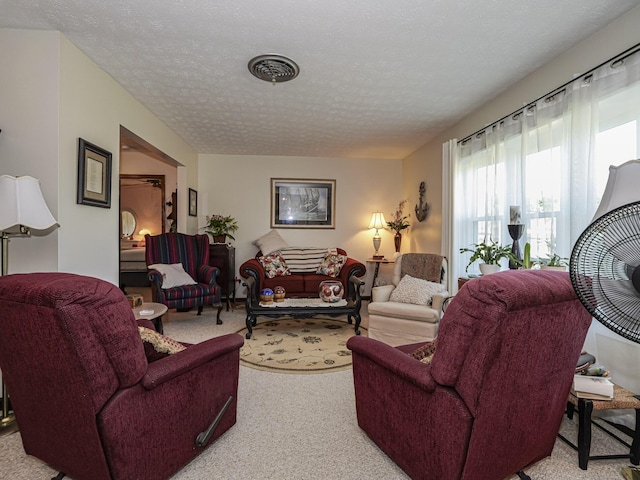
[280, 247, 334, 273]
[148, 263, 197, 289]
[253, 230, 289, 255]
[389, 274, 445, 306]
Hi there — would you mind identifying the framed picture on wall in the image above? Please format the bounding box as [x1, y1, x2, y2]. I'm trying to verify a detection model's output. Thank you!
[77, 138, 112, 208]
[189, 188, 197, 216]
[271, 178, 335, 229]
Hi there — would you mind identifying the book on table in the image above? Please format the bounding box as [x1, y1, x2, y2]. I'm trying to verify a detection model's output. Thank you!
[570, 389, 613, 401]
[572, 374, 614, 398]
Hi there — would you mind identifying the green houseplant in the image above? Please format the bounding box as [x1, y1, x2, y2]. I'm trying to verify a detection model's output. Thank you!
[387, 200, 410, 252]
[460, 240, 517, 274]
[538, 253, 569, 270]
[203, 214, 239, 242]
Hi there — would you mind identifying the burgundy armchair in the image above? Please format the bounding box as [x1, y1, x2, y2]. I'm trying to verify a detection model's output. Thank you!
[145, 232, 223, 323]
[348, 270, 592, 480]
[0, 272, 244, 480]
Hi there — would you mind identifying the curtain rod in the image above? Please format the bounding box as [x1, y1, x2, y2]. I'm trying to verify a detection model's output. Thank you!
[458, 41, 640, 145]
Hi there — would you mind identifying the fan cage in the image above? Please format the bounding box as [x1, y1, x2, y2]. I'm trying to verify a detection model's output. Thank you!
[570, 201, 640, 343]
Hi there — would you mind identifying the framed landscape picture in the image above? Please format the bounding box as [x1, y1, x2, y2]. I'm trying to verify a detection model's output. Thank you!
[271, 178, 335, 229]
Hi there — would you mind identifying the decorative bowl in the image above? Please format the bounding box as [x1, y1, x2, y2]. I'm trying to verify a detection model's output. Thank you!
[274, 285, 286, 302]
[260, 288, 274, 304]
[319, 280, 344, 303]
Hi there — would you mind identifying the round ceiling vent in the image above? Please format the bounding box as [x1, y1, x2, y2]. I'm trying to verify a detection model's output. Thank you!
[248, 54, 300, 84]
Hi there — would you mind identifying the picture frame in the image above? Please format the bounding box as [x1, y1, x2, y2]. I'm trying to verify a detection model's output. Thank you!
[188, 188, 198, 217]
[271, 178, 336, 229]
[77, 138, 112, 208]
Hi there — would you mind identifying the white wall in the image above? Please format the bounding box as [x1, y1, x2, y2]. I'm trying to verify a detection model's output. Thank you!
[198, 154, 402, 294]
[1, 29, 200, 284]
[405, 5, 640, 392]
[0, 29, 60, 274]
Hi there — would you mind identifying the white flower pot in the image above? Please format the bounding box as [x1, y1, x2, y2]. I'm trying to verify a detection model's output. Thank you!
[479, 263, 501, 275]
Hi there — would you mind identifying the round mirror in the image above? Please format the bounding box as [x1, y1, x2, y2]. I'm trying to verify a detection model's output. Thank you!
[121, 210, 136, 238]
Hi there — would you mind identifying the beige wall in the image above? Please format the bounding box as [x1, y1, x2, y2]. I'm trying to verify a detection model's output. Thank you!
[404, 4, 640, 256]
[0, 29, 199, 284]
[198, 154, 402, 293]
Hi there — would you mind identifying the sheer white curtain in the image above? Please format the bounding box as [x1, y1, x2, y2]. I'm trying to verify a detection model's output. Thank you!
[450, 46, 640, 283]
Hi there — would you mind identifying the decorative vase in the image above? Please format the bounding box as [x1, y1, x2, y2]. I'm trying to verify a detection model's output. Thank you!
[479, 263, 501, 275]
[319, 280, 344, 303]
[212, 235, 226, 244]
[259, 288, 274, 304]
[394, 232, 402, 253]
[274, 285, 286, 302]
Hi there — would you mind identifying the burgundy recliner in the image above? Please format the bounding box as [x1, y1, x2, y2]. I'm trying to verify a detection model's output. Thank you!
[0, 272, 243, 480]
[348, 270, 592, 480]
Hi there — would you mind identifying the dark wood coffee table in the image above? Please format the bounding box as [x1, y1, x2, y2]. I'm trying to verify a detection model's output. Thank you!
[242, 275, 364, 339]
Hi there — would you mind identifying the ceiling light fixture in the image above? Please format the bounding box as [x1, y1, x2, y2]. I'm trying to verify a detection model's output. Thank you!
[248, 54, 299, 84]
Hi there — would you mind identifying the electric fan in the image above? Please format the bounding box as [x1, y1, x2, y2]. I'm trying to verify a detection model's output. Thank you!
[570, 201, 640, 343]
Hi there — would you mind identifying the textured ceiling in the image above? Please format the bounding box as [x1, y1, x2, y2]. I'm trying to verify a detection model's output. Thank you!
[1, 0, 639, 160]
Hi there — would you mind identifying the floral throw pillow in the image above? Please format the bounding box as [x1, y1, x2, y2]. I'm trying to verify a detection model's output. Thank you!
[259, 252, 291, 278]
[410, 339, 437, 365]
[316, 254, 347, 277]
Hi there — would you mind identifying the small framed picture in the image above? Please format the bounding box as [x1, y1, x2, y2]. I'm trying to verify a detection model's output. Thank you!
[77, 138, 112, 208]
[189, 188, 198, 216]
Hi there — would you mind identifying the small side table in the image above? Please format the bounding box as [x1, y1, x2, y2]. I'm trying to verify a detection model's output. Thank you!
[367, 258, 395, 287]
[558, 383, 640, 470]
[133, 302, 168, 334]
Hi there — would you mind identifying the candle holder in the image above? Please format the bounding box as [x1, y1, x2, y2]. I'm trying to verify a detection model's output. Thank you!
[508, 224, 524, 269]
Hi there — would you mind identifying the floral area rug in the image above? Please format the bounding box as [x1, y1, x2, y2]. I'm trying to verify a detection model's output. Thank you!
[237, 317, 366, 374]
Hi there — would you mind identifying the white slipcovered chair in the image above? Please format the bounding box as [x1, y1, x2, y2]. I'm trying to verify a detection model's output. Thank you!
[367, 253, 448, 346]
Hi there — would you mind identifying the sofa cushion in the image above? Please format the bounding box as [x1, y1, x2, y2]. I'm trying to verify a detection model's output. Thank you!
[316, 254, 347, 277]
[389, 274, 444, 306]
[259, 252, 291, 278]
[262, 274, 307, 294]
[253, 229, 289, 255]
[148, 263, 197, 289]
[280, 247, 335, 273]
[367, 300, 440, 323]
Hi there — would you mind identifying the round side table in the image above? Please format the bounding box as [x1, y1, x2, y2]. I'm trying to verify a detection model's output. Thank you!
[133, 302, 168, 334]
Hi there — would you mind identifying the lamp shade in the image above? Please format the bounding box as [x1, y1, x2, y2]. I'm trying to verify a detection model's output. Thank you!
[592, 160, 640, 221]
[0, 175, 58, 231]
[368, 212, 386, 230]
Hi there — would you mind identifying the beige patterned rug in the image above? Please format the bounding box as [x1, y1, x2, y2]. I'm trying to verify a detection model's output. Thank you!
[237, 317, 366, 374]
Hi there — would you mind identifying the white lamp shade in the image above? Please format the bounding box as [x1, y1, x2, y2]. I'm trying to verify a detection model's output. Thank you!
[593, 160, 640, 221]
[0, 175, 58, 231]
[368, 212, 386, 230]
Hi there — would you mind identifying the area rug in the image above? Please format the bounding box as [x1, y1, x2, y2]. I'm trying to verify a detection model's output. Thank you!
[237, 317, 366, 374]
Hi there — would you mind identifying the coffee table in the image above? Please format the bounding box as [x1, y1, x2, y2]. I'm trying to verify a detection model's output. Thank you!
[243, 275, 364, 339]
[133, 302, 168, 334]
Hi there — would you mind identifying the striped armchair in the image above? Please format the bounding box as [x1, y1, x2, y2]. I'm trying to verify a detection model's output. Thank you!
[145, 233, 223, 324]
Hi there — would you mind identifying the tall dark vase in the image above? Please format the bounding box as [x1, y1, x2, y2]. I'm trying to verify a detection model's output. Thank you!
[507, 224, 524, 269]
[394, 233, 402, 253]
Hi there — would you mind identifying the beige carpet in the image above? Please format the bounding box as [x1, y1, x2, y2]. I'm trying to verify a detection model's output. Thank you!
[237, 316, 365, 374]
[0, 302, 636, 479]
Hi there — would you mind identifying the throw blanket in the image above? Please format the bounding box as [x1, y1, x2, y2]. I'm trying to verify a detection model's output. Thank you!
[401, 253, 443, 283]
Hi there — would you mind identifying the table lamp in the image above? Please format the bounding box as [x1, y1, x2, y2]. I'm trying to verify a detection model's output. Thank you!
[0, 175, 58, 435]
[368, 211, 386, 260]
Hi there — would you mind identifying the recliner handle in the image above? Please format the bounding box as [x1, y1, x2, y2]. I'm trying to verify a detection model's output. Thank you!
[195, 396, 233, 448]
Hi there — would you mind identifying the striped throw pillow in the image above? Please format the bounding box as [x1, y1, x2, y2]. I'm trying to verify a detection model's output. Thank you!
[280, 247, 336, 273]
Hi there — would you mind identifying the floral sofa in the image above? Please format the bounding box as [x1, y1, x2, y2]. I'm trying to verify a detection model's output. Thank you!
[239, 245, 366, 301]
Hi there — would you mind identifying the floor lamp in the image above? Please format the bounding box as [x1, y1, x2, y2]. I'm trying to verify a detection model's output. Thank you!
[0, 175, 58, 435]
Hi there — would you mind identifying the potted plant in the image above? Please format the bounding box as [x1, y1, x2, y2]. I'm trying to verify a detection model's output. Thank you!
[538, 253, 569, 271]
[203, 214, 238, 243]
[460, 240, 517, 275]
[387, 200, 410, 252]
